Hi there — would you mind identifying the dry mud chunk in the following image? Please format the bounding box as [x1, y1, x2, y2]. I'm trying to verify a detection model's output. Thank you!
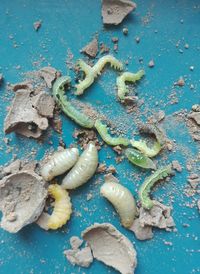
[39, 67, 60, 88]
[188, 111, 200, 126]
[172, 160, 182, 172]
[4, 89, 49, 138]
[12, 80, 33, 92]
[129, 218, 153, 241]
[33, 92, 55, 118]
[82, 223, 137, 274]
[64, 246, 93, 268]
[3, 160, 21, 175]
[102, 0, 136, 25]
[70, 236, 83, 250]
[81, 37, 98, 58]
[0, 171, 47, 233]
[139, 201, 175, 229]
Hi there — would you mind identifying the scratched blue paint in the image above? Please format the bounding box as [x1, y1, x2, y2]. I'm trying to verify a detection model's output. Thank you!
[0, 0, 199, 274]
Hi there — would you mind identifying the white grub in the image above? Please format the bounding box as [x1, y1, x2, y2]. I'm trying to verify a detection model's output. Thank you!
[129, 218, 153, 241]
[102, 0, 136, 25]
[40, 147, 79, 181]
[82, 223, 137, 274]
[139, 201, 175, 229]
[64, 245, 93, 268]
[100, 176, 136, 228]
[0, 171, 47, 233]
[62, 143, 98, 189]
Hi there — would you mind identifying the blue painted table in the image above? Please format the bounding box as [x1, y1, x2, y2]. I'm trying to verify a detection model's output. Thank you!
[0, 1, 199, 273]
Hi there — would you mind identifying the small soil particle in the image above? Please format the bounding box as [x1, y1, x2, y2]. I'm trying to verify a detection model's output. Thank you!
[33, 20, 42, 31]
[135, 37, 140, 43]
[122, 27, 128, 35]
[148, 60, 155, 68]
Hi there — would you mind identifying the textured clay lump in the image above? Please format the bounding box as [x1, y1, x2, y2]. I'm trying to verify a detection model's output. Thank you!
[0, 171, 47, 233]
[4, 89, 54, 138]
[81, 37, 99, 58]
[82, 223, 137, 274]
[102, 0, 136, 25]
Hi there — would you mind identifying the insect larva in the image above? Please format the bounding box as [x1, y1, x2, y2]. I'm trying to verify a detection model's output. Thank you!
[116, 70, 145, 100]
[92, 55, 123, 77]
[75, 60, 94, 95]
[139, 164, 174, 210]
[62, 142, 98, 189]
[138, 123, 166, 146]
[95, 120, 130, 146]
[125, 148, 156, 170]
[130, 140, 161, 158]
[47, 184, 72, 230]
[100, 177, 136, 228]
[52, 76, 94, 128]
[40, 148, 79, 181]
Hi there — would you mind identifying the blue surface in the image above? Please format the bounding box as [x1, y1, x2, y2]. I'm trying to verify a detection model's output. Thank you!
[0, 0, 199, 273]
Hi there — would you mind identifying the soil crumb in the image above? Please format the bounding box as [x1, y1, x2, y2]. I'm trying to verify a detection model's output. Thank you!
[102, 0, 136, 25]
[0, 165, 47, 233]
[33, 20, 42, 31]
[82, 223, 137, 274]
[81, 37, 99, 58]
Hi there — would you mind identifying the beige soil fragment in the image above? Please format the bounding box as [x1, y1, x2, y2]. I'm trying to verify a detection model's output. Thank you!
[64, 246, 93, 268]
[139, 201, 175, 229]
[172, 160, 182, 172]
[36, 212, 50, 230]
[187, 174, 200, 189]
[12, 80, 33, 92]
[33, 92, 55, 118]
[102, 0, 136, 25]
[129, 218, 153, 241]
[70, 236, 83, 250]
[39, 67, 60, 88]
[0, 171, 47, 233]
[186, 106, 200, 141]
[81, 37, 99, 58]
[4, 89, 49, 138]
[82, 223, 137, 274]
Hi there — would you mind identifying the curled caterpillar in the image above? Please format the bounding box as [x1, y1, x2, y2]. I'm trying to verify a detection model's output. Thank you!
[93, 55, 123, 77]
[75, 55, 123, 95]
[95, 120, 129, 146]
[139, 165, 174, 210]
[100, 176, 136, 228]
[75, 60, 94, 95]
[62, 142, 98, 189]
[138, 123, 166, 146]
[47, 184, 72, 229]
[116, 70, 145, 100]
[52, 76, 94, 128]
[125, 148, 156, 170]
[40, 148, 79, 181]
[130, 140, 161, 158]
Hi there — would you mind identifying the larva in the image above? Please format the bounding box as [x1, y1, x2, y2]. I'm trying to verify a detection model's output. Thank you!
[125, 148, 156, 170]
[95, 120, 130, 146]
[92, 55, 123, 77]
[75, 60, 94, 95]
[130, 139, 161, 158]
[116, 70, 145, 100]
[40, 148, 79, 181]
[100, 176, 136, 228]
[52, 76, 94, 128]
[47, 184, 72, 230]
[139, 164, 174, 210]
[62, 142, 98, 189]
[74, 55, 123, 96]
